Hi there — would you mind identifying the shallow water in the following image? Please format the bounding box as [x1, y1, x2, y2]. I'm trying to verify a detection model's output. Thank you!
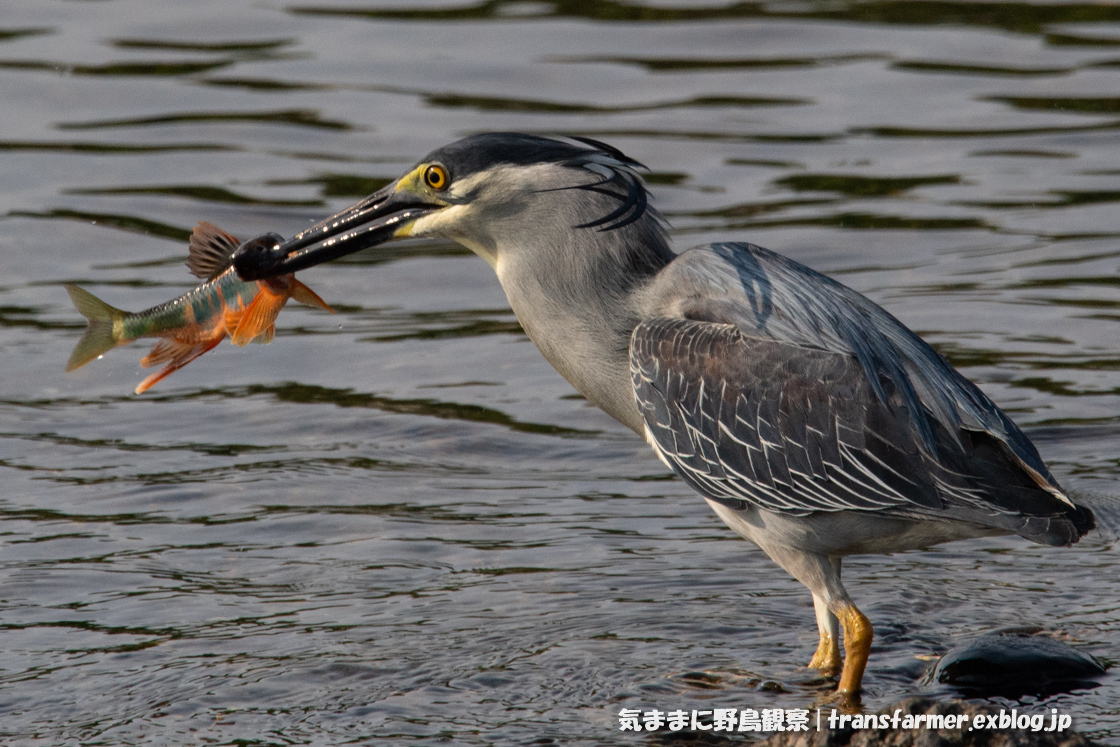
[2, 0, 1119, 744]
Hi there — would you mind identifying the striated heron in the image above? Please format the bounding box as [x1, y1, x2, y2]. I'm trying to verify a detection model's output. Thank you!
[232, 133, 1094, 695]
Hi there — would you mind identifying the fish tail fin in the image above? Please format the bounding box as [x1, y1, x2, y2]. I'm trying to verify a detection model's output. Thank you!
[229, 286, 286, 346]
[65, 284, 127, 371]
[289, 279, 334, 313]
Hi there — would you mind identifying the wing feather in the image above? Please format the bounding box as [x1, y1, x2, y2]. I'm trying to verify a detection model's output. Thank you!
[630, 315, 1088, 536]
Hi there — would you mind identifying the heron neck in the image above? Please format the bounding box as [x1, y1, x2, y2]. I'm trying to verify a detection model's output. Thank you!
[494, 224, 674, 432]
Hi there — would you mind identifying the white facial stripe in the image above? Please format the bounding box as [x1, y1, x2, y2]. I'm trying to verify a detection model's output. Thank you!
[409, 204, 466, 235]
[446, 168, 492, 199]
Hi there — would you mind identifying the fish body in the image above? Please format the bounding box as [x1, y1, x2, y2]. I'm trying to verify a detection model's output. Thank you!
[66, 222, 332, 393]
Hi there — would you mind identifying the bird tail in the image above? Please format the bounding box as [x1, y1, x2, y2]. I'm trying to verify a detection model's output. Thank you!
[1070, 491, 1120, 541]
[65, 284, 127, 371]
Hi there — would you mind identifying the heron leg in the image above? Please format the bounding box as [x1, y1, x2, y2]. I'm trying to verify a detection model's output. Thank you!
[835, 603, 873, 695]
[807, 593, 841, 671]
[818, 557, 872, 694]
[753, 544, 871, 693]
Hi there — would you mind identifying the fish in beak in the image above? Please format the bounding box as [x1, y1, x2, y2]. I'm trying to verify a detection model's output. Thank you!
[232, 178, 445, 281]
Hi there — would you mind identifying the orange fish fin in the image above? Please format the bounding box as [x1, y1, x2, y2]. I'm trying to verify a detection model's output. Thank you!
[223, 306, 245, 334]
[290, 279, 334, 313]
[254, 324, 275, 344]
[230, 288, 286, 346]
[135, 339, 220, 394]
[140, 338, 192, 368]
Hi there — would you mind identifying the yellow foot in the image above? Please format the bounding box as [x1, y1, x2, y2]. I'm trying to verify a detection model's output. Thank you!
[807, 632, 842, 672]
[837, 605, 873, 695]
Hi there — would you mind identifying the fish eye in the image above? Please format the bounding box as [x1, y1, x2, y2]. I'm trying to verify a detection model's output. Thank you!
[424, 164, 449, 191]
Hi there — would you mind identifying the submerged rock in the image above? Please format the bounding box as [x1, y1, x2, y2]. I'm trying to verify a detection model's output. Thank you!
[932, 631, 1106, 698]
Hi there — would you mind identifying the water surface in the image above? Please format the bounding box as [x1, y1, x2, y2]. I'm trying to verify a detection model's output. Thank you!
[2, 1, 1119, 744]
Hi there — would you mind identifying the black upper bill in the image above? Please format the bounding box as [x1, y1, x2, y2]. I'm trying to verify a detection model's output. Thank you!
[232, 186, 438, 280]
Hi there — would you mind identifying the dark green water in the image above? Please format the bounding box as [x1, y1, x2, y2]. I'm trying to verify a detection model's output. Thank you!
[1, 1, 1119, 744]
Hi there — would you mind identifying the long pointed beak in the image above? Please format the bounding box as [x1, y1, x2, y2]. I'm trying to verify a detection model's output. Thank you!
[232, 184, 440, 280]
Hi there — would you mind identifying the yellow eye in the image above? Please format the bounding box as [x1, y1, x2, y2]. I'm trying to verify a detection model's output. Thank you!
[424, 164, 449, 191]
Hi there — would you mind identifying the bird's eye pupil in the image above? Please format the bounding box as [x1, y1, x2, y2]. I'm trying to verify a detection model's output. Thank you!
[425, 165, 448, 190]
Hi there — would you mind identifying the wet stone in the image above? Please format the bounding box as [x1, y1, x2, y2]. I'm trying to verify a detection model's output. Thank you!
[932, 631, 1107, 698]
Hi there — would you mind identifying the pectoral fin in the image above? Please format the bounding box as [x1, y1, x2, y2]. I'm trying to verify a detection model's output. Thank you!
[290, 279, 334, 313]
[223, 307, 245, 335]
[230, 288, 286, 346]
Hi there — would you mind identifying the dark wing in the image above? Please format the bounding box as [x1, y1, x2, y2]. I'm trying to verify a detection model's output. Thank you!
[632, 317, 940, 514]
[630, 317, 1093, 544]
[669, 243, 1063, 490]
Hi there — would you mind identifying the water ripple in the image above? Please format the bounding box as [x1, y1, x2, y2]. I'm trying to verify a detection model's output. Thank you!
[59, 109, 354, 131]
[4, 1, 1120, 743]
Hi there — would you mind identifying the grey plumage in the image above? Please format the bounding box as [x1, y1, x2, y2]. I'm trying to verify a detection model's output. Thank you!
[631, 314, 1089, 544]
[631, 243, 1091, 546]
[231, 132, 1095, 695]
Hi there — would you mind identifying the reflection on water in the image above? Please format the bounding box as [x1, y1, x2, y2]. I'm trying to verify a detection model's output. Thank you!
[1, 0, 1119, 744]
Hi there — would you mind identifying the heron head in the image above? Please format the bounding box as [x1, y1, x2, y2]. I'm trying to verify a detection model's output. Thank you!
[232, 133, 663, 280]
